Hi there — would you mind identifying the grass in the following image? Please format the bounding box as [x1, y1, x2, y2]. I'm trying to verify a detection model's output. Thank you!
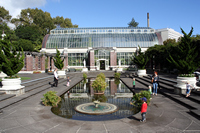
[0, 75, 31, 82]
[20, 77, 31, 80]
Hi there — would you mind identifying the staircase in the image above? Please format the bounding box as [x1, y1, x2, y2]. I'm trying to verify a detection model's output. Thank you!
[131, 74, 200, 118]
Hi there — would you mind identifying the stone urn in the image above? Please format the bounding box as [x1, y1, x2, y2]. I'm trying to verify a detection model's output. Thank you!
[57, 70, 66, 78]
[1, 78, 25, 96]
[174, 76, 197, 94]
[137, 69, 147, 77]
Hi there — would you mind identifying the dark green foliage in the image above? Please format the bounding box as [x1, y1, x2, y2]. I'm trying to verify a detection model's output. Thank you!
[41, 91, 61, 107]
[13, 39, 34, 51]
[128, 18, 139, 27]
[168, 27, 200, 74]
[53, 48, 64, 70]
[114, 78, 120, 85]
[130, 91, 151, 107]
[132, 46, 149, 69]
[114, 72, 121, 79]
[83, 73, 87, 80]
[0, 36, 24, 77]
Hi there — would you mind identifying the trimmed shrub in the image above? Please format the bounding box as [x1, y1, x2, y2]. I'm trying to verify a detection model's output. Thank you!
[41, 91, 61, 107]
[130, 90, 151, 107]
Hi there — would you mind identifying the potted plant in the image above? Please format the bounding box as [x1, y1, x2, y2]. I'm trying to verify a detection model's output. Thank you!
[41, 91, 61, 107]
[92, 73, 107, 94]
[132, 46, 149, 76]
[0, 36, 25, 93]
[53, 48, 65, 78]
[168, 27, 200, 94]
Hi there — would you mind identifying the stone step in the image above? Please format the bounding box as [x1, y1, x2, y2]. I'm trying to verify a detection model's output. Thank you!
[0, 92, 5, 96]
[143, 75, 176, 87]
[21, 77, 53, 87]
[0, 78, 67, 110]
[0, 94, 16, 102]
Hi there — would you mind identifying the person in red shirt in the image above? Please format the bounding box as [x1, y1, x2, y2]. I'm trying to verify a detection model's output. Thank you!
[140, 97, 147, 122]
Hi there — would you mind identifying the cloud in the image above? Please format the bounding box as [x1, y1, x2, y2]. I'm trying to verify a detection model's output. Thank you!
[0, 0, 47, 18]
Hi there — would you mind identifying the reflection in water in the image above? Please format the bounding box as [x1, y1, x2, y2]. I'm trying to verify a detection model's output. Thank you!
[52, 78, 139, 121]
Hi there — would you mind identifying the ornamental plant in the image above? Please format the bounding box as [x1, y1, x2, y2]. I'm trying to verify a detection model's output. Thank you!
[92, 73, 107, 93]
[168, 27, 200, 75]
[97, 73, 106, 81]
[83, 73, 87, 80]
[41, 91, 61, 107]
[0, 36, 24, 78]
[130, 90, 151, 107]
[53, 48, 64, 70]
[132, 46, 149, 69]
[114, 72, 121, 79]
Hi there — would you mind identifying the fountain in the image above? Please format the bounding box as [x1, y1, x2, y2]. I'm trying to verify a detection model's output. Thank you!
[74, 100, 118, 115]
[93, 100, 100, 108]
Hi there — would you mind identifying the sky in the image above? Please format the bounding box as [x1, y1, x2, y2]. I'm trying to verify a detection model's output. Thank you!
[0, 0, 199, 35]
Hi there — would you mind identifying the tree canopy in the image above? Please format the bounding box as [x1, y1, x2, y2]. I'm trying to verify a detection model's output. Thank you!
[128, 18, 139, 27]
[0, 36, 24, 77]
[167, 27, 200, 74]
[0, 6, 12, 23]
[0, 6, 78, 52]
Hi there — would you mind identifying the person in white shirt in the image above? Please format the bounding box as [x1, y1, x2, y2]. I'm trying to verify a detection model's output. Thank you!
[53, 68, 58, 87]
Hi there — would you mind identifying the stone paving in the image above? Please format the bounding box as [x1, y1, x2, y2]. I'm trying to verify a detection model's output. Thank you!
[0, 71, 200, 133]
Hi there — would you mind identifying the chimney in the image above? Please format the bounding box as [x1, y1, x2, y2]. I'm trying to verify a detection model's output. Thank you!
[147, 13, 149, 27]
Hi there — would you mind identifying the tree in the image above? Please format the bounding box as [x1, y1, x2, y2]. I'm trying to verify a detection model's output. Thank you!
[14, 25, 43, 51]
[163, 38, 176, 46]
[0, 6, 12, 23]
[53, 48, 64, 70]
[128, 18, 139, 27]
[0, 36, 24, 77]
[167, 27, 200, 74]
[132, 46, 148, 69]
[53, 16, 78, 28]
[13, 39, 34, 51]
[11, 8, 55, 35]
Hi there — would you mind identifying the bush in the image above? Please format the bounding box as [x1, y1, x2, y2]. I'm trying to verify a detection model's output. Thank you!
[33, 71, 41, 74]
[114, 72, 121, 79]
[41, 91, 61, 107]
[92, 76, 107, 92]
[132, 46, 149, 69]
[130, 90, 151, 107]
[0, 36, 25, 77]
[83, 73, 87, 80]
[53, 48, 64, 70]
[97, 73, 106, 81]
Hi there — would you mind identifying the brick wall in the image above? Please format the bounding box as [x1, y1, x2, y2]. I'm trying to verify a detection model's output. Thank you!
[89, 50, 95, 70]
[110, 50, 117, 66]
[26, 55, 33, 71]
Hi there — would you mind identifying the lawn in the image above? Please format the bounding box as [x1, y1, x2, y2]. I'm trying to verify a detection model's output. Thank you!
[20, 77, 31, 80]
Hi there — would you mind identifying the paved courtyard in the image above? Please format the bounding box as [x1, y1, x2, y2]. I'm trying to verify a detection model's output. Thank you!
[0, 72, 199, 133]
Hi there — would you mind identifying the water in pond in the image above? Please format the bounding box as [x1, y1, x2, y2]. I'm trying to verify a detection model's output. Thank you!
[51, 78, 139, 121]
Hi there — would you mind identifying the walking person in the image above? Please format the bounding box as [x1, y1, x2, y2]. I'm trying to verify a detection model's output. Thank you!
[182, 80, 194, 97]
[152, 71, 159, 95]
[140, 97, 147, 122]
[66, 76, 71, 86]
[53, 68, 58, 87]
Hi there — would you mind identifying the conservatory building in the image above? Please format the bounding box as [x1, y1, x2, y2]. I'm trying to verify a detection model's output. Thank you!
[39, 27, 165, 71]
